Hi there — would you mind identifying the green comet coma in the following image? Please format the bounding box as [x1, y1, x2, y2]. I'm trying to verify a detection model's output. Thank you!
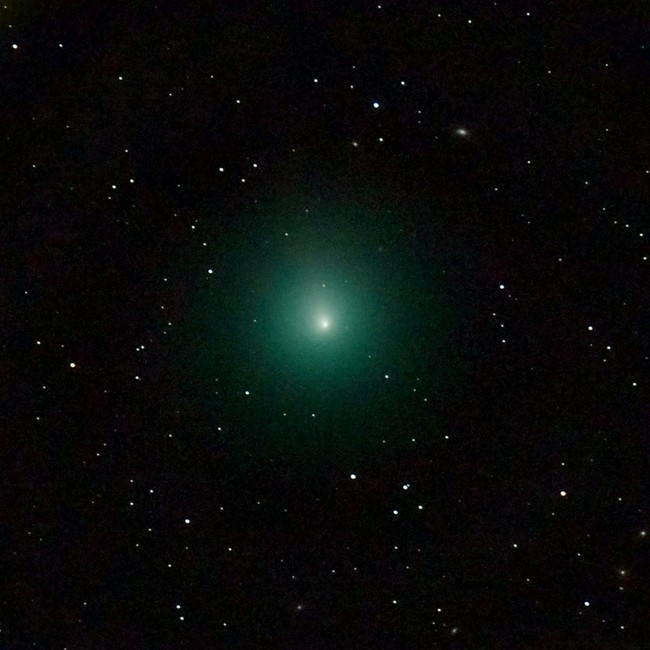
[180, 192, 460, 463]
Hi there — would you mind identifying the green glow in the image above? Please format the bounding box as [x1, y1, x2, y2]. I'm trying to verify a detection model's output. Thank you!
[179, 191, 461, 464]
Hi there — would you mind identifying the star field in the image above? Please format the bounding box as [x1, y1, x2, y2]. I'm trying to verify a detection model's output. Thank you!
[3, 2, 648, 647]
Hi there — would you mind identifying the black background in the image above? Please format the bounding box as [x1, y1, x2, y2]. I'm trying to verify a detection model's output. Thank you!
[3, 2, 648, 647]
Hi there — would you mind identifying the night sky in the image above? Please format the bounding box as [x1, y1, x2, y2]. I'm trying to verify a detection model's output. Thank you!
[4, 2, 648, 647]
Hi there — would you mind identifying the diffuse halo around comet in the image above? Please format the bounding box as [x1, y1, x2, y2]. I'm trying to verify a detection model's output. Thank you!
[182, 190, 460, 457]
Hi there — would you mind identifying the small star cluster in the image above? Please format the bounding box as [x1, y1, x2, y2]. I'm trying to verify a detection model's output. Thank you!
[3, 2, 647, 647]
